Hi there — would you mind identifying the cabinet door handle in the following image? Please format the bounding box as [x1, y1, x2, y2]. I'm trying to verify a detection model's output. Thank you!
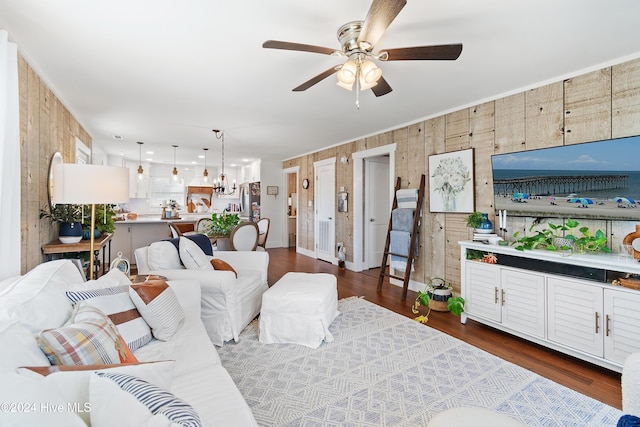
[595, 312, 600, 334]
[606, 314, 611, 337]
[494, 287, 499, 304]
[501, 289, 506, 306]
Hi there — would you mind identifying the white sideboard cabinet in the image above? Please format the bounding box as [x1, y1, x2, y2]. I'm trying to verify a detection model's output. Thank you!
[460, 240, 640, 372]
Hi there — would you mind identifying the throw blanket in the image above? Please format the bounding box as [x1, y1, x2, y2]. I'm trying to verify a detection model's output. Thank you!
[391, 208, 415, 232]
[390, 230, 415, 272]
[396, 188, 418, 208]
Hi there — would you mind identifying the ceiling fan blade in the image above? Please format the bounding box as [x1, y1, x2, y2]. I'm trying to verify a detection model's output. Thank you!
[262, 40, 337, 56]
[357, 0, 407, 48]
[371, 77, 392, 97]
[292, 66, 340, 92]
[382, 44, 463, 61]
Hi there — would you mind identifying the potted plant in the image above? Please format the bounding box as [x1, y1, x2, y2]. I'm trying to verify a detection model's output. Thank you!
[411, 277, 465, 324]
[512, 218, 579, 252]
[570, 227, 611, 254]
[466, 211, 485, 229]
[207, 212, 240, 237]
[81, 204, 116, 239]
[39, 204, 83, 244]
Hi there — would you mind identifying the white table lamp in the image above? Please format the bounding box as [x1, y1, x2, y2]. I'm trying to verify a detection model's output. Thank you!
[52, 163, 130, 279]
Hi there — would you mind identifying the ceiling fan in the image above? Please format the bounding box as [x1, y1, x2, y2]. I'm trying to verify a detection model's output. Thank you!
[262, 0, 462, 100]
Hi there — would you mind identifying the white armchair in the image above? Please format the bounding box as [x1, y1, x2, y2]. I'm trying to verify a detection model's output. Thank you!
[134, 245, 269, 346]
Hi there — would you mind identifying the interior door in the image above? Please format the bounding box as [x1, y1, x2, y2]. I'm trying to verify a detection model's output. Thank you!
[365, 156, 390, 269]
[315, 160, 335, 263]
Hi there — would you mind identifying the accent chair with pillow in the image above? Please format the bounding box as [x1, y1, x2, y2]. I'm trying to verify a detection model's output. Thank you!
[134, 234, 269, 346]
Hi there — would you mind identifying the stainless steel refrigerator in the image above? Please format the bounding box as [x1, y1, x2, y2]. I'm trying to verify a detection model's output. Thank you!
[239, 182, 260, 222]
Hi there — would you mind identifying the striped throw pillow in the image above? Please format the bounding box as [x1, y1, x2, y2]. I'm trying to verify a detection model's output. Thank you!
[129, 280, 185, 341]
[91, 372, 202, 426]
[37, 305, 138, 365]
[66, 285, 152, 352]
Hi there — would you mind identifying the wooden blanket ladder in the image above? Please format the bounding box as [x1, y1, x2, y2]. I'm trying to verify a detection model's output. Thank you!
[377, 174, 426, 300]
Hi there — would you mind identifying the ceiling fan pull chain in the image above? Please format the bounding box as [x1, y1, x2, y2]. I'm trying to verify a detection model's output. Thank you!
[355, 67, 361, 109]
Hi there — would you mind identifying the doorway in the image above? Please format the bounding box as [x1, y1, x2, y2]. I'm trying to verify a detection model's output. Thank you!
[364, 155, 390, 269]
[352, 144, 396, 272]
[314, 158, 336, 263]
[282, 166, 299, 249]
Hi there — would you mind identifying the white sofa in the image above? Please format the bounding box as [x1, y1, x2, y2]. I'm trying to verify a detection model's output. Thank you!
[0, 260, 257, 426]
[134, 239, 269, 346]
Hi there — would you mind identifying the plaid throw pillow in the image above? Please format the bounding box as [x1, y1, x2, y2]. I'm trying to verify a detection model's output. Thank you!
[37, 305, 138, 366]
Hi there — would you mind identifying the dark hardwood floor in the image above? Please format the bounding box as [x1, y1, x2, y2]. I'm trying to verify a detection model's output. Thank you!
[266, 247, 623, 410]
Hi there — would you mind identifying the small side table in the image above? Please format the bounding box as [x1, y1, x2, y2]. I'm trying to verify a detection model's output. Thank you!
[41, 233, 113, 279]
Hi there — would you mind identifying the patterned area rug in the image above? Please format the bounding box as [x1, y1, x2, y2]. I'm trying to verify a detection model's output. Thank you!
[217, 297, 622, 426]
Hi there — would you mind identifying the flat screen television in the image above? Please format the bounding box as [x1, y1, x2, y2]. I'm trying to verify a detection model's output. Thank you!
[491, 135, 640, 221]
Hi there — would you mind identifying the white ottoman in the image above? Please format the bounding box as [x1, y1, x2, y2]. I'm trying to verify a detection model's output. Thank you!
[427, 407, 525, 427]
[259, 272, 339, 348]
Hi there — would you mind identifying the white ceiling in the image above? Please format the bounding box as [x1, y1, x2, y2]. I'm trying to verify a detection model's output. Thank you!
[1, 0, 640, 169]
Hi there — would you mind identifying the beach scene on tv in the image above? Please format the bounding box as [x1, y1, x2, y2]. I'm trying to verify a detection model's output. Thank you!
[492, 136, 640, 220]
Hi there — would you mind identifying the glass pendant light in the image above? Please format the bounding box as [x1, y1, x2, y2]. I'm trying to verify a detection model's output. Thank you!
[202, 148, 209, 183]
[136, 141, 144, 180]
[171, 145, 179, 181]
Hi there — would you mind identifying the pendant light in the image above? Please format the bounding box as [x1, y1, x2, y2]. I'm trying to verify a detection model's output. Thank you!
[136, 141, 144, 180]
[171, 145, 179, 181]
[202, 148, 209, 183]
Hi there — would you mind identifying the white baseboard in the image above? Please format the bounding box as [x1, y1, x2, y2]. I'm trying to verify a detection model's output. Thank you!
[389, 276, 425, 293]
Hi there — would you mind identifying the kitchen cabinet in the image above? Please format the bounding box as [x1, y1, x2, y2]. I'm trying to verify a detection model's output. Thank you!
[112, 222, 170, 266]
[460, 240, 640, 372]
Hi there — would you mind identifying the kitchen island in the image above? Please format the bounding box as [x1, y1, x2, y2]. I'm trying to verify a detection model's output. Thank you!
[112, 213, 212, 267]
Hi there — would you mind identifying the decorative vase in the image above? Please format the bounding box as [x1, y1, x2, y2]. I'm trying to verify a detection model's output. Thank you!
[83, 229, 102, 240]
[622, 225, 640, 260]
[216, 237, 231, 251]
[59, 221, 83, 244]
[474, 213, 494, 234]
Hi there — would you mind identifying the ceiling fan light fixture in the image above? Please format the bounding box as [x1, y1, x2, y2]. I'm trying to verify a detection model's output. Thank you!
[360, 59, 382, 84]
[336, 60, 358, 89]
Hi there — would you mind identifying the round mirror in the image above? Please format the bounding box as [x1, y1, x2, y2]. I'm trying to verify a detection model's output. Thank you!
[47, 151, 63, 209]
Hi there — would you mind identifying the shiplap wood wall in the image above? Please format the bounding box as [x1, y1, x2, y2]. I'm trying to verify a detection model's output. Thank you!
[18, 54, 92, 274]
[283, 57, 640, 292]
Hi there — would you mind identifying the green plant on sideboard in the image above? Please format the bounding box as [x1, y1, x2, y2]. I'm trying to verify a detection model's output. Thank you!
[571, 227, 611, 254]
[466, 211, 484, 229]
[512, 218, 610, 254]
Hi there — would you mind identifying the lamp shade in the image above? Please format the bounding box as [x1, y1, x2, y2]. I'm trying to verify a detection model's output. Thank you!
[52, 164, 130, 205]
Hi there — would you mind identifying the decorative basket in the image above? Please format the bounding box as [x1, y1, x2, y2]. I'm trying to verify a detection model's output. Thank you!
[618, 277, 640, 290]
[426, 278, 453, 312]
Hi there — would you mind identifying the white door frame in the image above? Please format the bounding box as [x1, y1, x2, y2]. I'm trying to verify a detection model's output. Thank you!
[352, 144, 396, 272]
[314, 157, 336, 263]
[281, 166, 299, 249]
[364, 156, 391, 269]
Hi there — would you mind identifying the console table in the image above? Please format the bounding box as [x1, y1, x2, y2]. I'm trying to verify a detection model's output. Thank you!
[42, 233, 113, 279]
[460, 240, 640, 372]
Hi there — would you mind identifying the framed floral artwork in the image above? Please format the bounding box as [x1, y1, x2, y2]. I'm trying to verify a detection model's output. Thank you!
[429, 148, 474, 213]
